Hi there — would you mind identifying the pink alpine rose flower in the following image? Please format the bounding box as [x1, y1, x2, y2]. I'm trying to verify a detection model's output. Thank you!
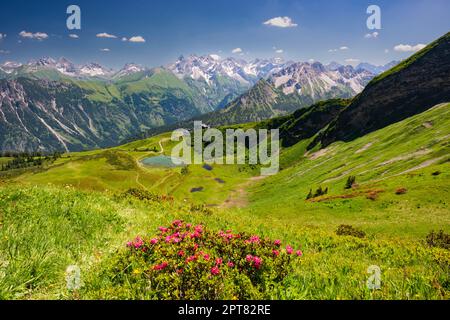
[253, 256, 263, 269]
[211, 266, 220, 275]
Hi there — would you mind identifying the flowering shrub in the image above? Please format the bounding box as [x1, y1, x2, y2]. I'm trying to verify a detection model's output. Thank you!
[111, 220, 303, 299]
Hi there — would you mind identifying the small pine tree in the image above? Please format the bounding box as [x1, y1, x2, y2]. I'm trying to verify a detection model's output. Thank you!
[181, 166, 189, 175]
[345, 176, 356, 189]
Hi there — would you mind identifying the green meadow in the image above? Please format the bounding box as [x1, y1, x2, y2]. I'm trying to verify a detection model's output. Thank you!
[0, 104, 449, 299]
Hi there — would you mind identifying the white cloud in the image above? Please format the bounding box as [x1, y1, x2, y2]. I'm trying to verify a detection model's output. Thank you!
[364, 32, 379, 39]
[69, 34, 79, 39]
[308, 59, 315, 63]
[393, 44, 426, 52]
[0, 33, 6, 40]
[275, 49, 284, 54]
[384, 49, 389, 54]
[330, 46, 349, 53]
[345, 58, 360, 65]
[96, 32, 117, 39]
[232, 47, 242, 54]
[0, 50, 10, 54]
[100, 48, 111, 52]
[122, 37, 128, 42]
[263, 16, 298, 28]
[19, 31, 49, 40]
[209, 54, 221, 60]
[128, 36, 146, 43]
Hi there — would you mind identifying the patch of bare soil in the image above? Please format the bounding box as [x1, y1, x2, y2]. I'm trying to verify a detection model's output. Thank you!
[306, 146, 334, 160]
[377, 148, 432, 167]
[355, 142, 374, 154]
[220, 175, 268, 209]
[422, 121, 434, 128]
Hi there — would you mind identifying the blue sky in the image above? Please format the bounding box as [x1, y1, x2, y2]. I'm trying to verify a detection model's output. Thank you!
[0, 0, 449, 68]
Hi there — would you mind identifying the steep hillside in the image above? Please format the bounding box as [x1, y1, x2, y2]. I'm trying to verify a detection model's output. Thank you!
[248, 103, 450, 237]
[259, 98, 350, 147]
[0, 74, 201, 152]
[316, 32, 450, 148]
[198, 79, 312, 126]
[195, 62, 373, 127]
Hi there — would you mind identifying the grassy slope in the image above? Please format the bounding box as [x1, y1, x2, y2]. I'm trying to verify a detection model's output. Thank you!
[245, 103, 450, 238]
[0, 104, 449, 300]
[10, 132, 255, 205]
[0, 184, 448, 299]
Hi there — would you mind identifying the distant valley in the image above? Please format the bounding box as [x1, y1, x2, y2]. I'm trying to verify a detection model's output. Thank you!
[0, 54, 399, 152]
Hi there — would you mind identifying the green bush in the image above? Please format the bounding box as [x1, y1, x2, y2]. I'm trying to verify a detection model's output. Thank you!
[107, 221, 303, 299]
[306, 186, 328, 200]
[345, 176, 356, 189]
[336, 225, 366, 238]
[120, 188, 162, 202]
[426, 230, 450, 250]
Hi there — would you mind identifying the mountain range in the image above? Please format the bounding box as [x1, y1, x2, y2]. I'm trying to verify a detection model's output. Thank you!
[255, 32, 450, 152]
[0, 54, 400, 152]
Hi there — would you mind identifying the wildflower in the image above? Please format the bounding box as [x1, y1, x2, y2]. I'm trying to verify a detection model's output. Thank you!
[286, 245, 293, 255]
[194, 231, 202, 238]
[186, 255, 198, 263]
[194, 225, 203, 233]
[274, 240, 281, 246]
[216, 258, 223, 265]
[272, 249, 280, 257]
[253, 256, 263, 269]
[172, 220, 182, 227]
[172, 237, 181, 243]
[227, 261, 234, 268]
[159, 227, 168, 233]
[211, 266, 220, 275]
[176, 268, 183, 274]
[186, 223, 192, 229]
[193, 243, 199, 251]
[296, 250, 303, 257]
[178, 250, 185, 257]
[153, 262, 168, 271]
[133, 237, 144, 249]
[203, 254, 210, 261]
[132, 268, 141, 275]
[246, 255, 253, 262]
[150, 238, 158, 245]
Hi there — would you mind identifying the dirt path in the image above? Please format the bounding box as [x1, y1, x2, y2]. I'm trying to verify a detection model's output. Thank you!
[158, 138, 169, 154]
[135, 172, 148, 190]
[134, 138, 170, 190]
[220, 175, 267, 209]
